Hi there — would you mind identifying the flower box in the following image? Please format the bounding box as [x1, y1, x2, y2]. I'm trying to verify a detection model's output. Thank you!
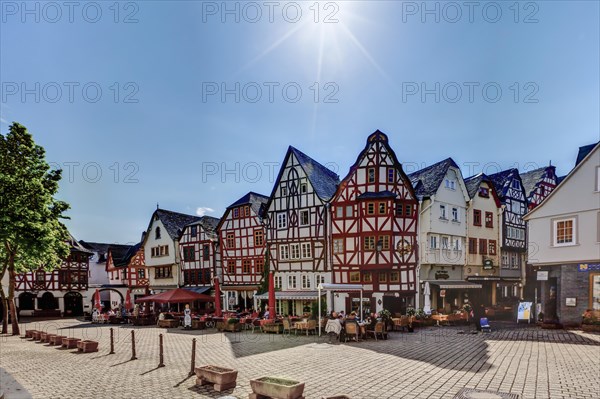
[39, 332, 48, 342]
[582, 324, 600, 333]
[249, 376, 305, 399]
[62, 337, 81, 349]
[25, 329, 38, 339]
[44, 333, 56, 343]
[77, 340, 99, 353]
[32, 331, 42, 341]
[216, 320, 242, 332]
[50, 335, 66, 346]
[195, 365, 238, 392]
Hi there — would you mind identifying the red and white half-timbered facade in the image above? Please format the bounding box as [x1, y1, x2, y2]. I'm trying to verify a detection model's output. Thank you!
[521, 164, 559, 211]
[217, 192, 268, 311]
[331, 131, 419, 315]
[125, 243, 150, 299]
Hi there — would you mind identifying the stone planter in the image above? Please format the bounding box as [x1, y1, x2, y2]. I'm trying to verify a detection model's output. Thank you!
[62, 337, 81, 349]
[77, 340, 99, 353]
[50, 335, 66, 346]
[39, 332, 49, 342]
[32, 331, 42, 341]
[195, 365, 238, 392]
[44, 334, 56, 343]
[249, 376, 305, 399]
[25, 330, 38, 339]
[582, 324, 600, 333]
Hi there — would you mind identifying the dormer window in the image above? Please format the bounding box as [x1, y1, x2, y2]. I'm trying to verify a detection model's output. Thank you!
[478, 187, 489, 198]
[512, 180, 520, 189]
[190, 225, 197, 237]
[445, 179, 455, 190]
[155, 227, 161, 239]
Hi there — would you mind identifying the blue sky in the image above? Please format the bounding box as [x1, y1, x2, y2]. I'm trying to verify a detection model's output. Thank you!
[1, 1, 598, 244]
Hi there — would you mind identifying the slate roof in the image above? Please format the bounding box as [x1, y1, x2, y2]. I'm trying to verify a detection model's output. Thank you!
[155, 209, 202, 240]
[464, 174, 486, 199]
[79, 241, 111, 254]
[575, 142, 599, 166]
[557, 175, 567, 184]
[357, 191, 397, 199]
[290, 146, 340, 201]
[408, 158, 458, 198]
[67, 233, 93, 254]
[487, 168, 522, 200]
[184, 216, 221, 239]
[520, 167, 548, 200]
[108, 243, 139, 267]
[227, 192, 269, 216]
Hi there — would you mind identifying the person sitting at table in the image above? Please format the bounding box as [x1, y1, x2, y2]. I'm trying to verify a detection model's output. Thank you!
[325, 312, 343, 342]
[263, 306, 270, 319]
[157, 311, 165, 326]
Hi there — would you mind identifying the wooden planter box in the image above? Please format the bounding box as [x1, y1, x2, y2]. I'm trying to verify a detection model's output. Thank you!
[158, 319, 179, 328]
[262, 323, 283, 334]
[216, 321, 242, 332]
[195, 365, 238, 392]
[50, 335, 66, 346]
[44, 334, 56, 343]
[39, 332, 49, 342]
[249, 376, 305, 399]
[32, 331, 42, 341]
[77, 340, 99, 353]
[62, 337, 81, 349]
[582, 324, 600, 333]
[25, 330, 38, 339]
[192, 319, 206, 330]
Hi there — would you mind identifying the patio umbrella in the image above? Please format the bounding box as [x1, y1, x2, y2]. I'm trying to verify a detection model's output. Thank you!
[125, 289, 132, 311]
[268, 271, 275, 320]
[136, 288, 214, 304]
[93, 288, 102, 311]
[423, 281, 432, 315]
[214, 277, 222, 317]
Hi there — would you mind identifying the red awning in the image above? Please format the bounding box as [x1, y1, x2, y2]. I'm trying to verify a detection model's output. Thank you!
[135, 288, 214, 304]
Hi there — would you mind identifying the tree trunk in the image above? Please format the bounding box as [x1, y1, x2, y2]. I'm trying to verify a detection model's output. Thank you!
[8, 257, 19, 335]
[0, 263, 8, 334]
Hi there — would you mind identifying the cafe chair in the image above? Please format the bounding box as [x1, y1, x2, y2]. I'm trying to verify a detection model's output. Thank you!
[480, 317, 491, 333]
[366, 322, 387, 341]
[344, 322, 359, 342]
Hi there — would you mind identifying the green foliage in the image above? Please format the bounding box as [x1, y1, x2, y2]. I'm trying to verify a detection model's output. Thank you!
[405, 307, 416, 317]
[0, 122, 70, 273]
[379, 309, 392, 320]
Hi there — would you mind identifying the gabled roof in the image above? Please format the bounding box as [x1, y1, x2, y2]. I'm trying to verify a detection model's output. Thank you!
[357, 190, 397, 199]
[79, 241, 111, 254]
[519, 167, 548, 199]
[463, 173, 502, 207]
[184, 216, 220, 237]
[289, 146, 340, 201]
[108, 243, 139, 268]
[228, 191, 269, 215]
[67, 233, 93, 254]
[487, 168, 520, 199]
[152, 208, 202, 240]
[408, 157, 459, 198]
[576, 142, 599, 166]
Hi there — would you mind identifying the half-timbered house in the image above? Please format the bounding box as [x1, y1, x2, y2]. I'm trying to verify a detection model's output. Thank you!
[143, 208, 201, 293]
[409, 158, 476, 313]
[15, 233, 93, 317]
[217, 192, 269, 311]
[330, 131, 418, 316]
[488, 169, 528, 302]
[105, 244, 139, 308]
[259, 146, 340, 316]
[521, 164, 558, 211]
[124, 242, 149, 301]
[463, 174, 503, 307]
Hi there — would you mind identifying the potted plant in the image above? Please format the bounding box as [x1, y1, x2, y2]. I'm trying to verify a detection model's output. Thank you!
[463, 304, 472, 323]
[195, 365, 238, 392]
[378, 309, 393, 331]
[249, 376, 305, 399]
[582, 310, 600, 333]
[406, 307, 416, 332]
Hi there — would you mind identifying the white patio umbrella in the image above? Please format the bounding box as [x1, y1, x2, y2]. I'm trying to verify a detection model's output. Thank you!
[423, 281, 432, 315]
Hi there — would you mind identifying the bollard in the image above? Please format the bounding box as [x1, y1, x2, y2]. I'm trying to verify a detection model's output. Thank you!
[130, 330, 137, 360]
[110, 328, 115, 354]
[189, 338, 196, 376]
[158, 334, 165, 367]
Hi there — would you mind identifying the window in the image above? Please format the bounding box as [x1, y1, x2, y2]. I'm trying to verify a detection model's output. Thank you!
[155, 266, 172, 279]
[364, 236, 375, 251]
[489, 240, 497, 255]
[183, 246, 195, 262]
[254, 230, 264, 246]
[244, 206, 250, 217]
[277, 213, 287, 229]
[227, 261, 235, 274]
[441, 236, 449, 250]
[554, 218, 576, 246]
[190, 225, 197, 237]
[368, 168, 375, 183]
[281, 185, 287, 196]
[468, 238, 477, 254]
[36, 271, 45, 282]
[363, 272, 372, 282]
[346, 205, 353, 217]
[336, 207, 343, 218]
[301, 243, 312, 258]
[300, 183, 308, 193]
[440, 204, 447, 220]
[274, 275, 282, 289]
[242, 260, 251, 274]
[390, 271, 399, 282]
[280, 245, 289, 260]
[302, 275, 311, 289]
[479, 239, 488, 255]
[333, 239, 344, 254]
[485, 212, 493, 228]
[429, 235, 438, 249]
[381, 236, 390, 250]
[203, 245, 210, 260]
[255, 259, 264, 274]
[300, 210, 309, 226]
[387, 168, 395, 183]
[445, 179, 455, 190]
[378, 202, 386, 214]
[501, 252, 509, 269]
[137, 269, 145, 279]
[510, 253, 521, 269]
[478, 187, 489, 198]
[155, 226, 161, 239]
[396, 203, 403, 217]
[315, 274, 326, 286]
[512, 179, 520, 189]
[453, 238, 462, 251]
[405, 204, 412, 217]
[350, 272, 360, 283]
[161, 245, 168, 256]
[233, 208, 239, 218]
[473, 210, 482, 226]
[226, 233, 235, 248]
[367, 203, 375, 215]
[379, 272, 387, 282]
[452, 208, 459, 222]
[290, 243, 300, 260]
[288, 275, 297, 288]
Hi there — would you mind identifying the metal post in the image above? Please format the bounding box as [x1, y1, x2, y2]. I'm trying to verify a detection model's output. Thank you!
[109, 328, 115, 354]
[534, 287, 538, 323]
[318, 286, 321, 337]
[158, 333, 165, 367]
[189, 338, 196, 376]
[130, 330, 137, 360]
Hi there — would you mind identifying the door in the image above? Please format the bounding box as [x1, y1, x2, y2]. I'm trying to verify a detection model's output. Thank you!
[64, 291, 83, 316]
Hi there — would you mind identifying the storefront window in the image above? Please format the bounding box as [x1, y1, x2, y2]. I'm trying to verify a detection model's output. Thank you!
[591, 274, 600, 310]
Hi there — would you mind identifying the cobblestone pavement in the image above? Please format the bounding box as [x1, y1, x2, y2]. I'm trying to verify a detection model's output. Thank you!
[0, 319, 599, 399]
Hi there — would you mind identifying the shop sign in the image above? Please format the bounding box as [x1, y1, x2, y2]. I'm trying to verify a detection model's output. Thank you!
[537, 271, 548, 281]
[565, 298, 577, 307]
[578, 263, 600, 272]
[434, 270, 450, 280]
[483, 259, 493, 270]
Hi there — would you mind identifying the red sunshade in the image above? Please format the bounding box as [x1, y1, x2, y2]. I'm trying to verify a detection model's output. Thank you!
[135, 288, 214, 304]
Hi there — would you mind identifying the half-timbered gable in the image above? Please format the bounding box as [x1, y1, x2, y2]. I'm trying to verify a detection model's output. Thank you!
[217, 192, 268, 310]
[409, 158, 473, 312]
[489, 169, 528, 251]
[179, 216, 220, 289]
[126, 243, 149, 298]
[263, 146, 339, 316]
[521, 165, 558, 210]
[331, 130, 418, 315]
[143, 208, 201, 292]
[106, 244, 136, 285]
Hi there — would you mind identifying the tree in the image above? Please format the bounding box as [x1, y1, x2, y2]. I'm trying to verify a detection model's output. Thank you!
[0, 122, 70, 335]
